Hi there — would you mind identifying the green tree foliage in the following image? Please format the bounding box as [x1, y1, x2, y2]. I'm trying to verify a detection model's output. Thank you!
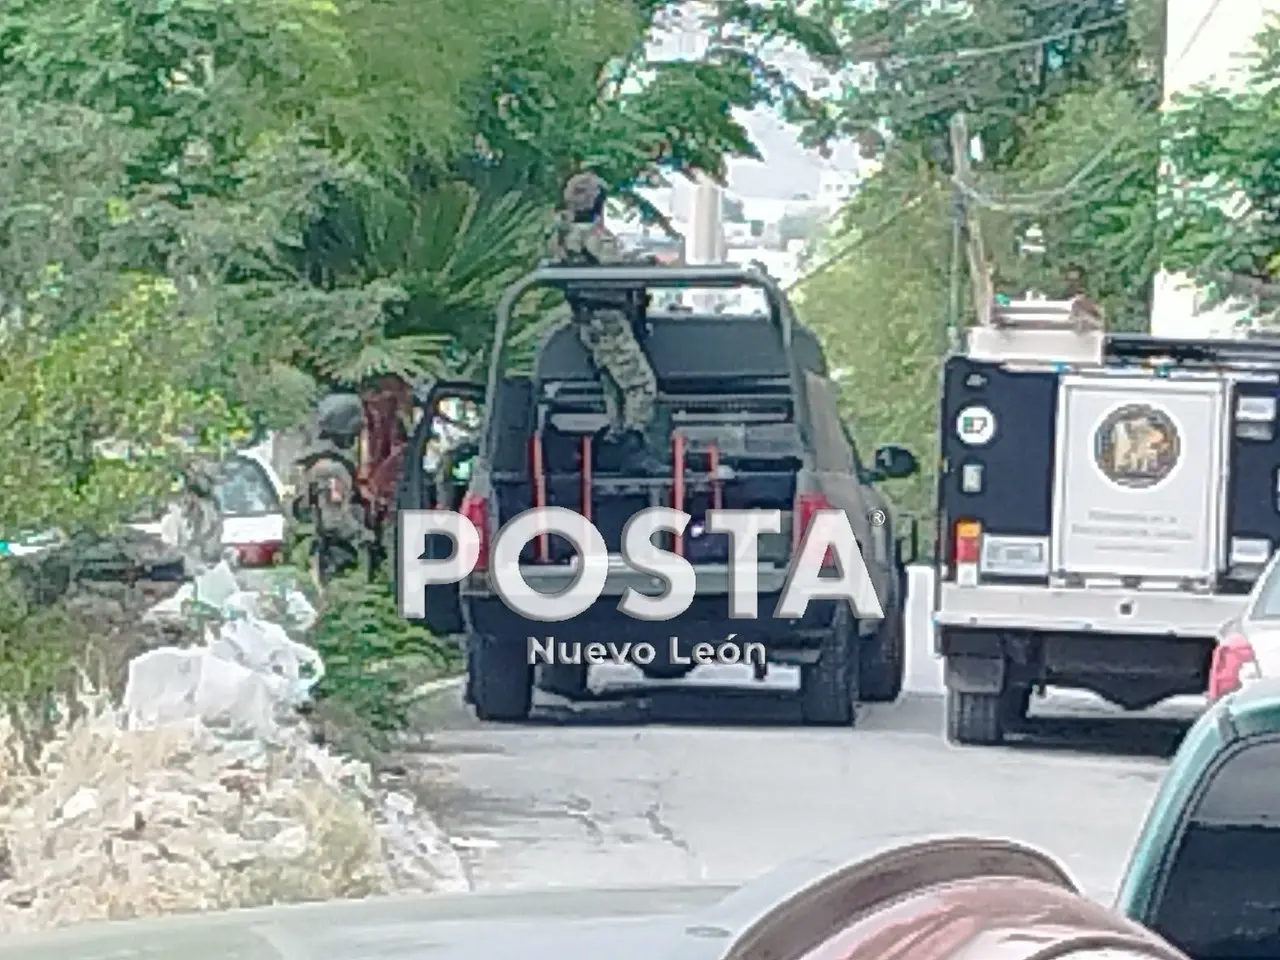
[1156, 17, 1280, 312]
[793, 0, 1167, 534]
[794, 161, 949, 529]
[828, 0, 1157, 168]
[0, 0, 850, 740]
[305, 0, 845, 376]
[307, 571, 461, 754]
[0, 0, 844, 539]
[825, 0, 1163, 312]
[991, 81, 1159, 331]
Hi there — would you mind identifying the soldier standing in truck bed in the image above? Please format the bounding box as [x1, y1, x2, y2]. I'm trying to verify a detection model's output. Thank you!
[546, 172, 664, 475]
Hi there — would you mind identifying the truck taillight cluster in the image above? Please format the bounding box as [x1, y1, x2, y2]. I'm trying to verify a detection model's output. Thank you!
[460, 493, 489, 571]
[953, 520, 981, 585]
[793, 490, 835, 566]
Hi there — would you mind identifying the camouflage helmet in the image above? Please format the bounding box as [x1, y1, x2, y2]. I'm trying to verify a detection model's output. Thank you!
[314, 392, 365, 443]
[563, 172, 606, 216]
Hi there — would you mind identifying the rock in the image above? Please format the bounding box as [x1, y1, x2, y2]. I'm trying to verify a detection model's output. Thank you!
[262, 825, 309, 861]
[57, 788, 98, 822]
[240, 813, 293, 842]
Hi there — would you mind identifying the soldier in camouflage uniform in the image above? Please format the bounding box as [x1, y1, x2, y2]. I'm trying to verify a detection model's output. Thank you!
[546, 172, 663, 475]
[174, 459, 225, 577]
[292, 393, 374, 587]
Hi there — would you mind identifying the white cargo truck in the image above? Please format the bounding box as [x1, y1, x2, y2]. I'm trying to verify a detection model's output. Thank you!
[934, 298, 1280, 744]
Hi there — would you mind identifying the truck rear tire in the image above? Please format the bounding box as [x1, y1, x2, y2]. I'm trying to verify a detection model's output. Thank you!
[463, 641, 476, 704]
[859, 571, 906, 703]
[470, 634, 534, 723]
[945, 689, 1004, 746]
[537, 662, 589, 699]
[801, 605, 859, 727]
[1003, 686, 1032, 728]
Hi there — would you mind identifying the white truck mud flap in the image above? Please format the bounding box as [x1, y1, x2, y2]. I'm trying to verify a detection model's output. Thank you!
[1051, 374, 1228, 581]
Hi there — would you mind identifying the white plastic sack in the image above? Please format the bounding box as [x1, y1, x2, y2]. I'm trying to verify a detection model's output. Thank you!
[131, 556, 324, 737]
[221, 587, 317, 633]
[123, 617, 323, 737]
[206, 617, 324, 707]
[122, 647, 279, 740]
[142, 562, 315, 634]
[142, 561, 241, 623]
[192, 561, 240, 607]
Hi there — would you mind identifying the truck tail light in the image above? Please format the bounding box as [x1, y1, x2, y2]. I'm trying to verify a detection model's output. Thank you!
[1208, 632, 1261, 701]
[793, 490, 835, 566]
[954, 520, 981, 586]
[459, 493, 489, 572]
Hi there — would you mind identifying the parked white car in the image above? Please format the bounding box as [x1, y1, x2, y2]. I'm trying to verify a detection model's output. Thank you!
[213, 451, 288, 567]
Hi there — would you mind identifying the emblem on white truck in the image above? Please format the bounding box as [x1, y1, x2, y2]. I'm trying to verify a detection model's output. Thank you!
[1093, 403, 1180, 489]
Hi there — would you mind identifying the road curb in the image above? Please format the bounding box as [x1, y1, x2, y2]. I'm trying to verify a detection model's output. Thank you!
[408, 674, 465, 701]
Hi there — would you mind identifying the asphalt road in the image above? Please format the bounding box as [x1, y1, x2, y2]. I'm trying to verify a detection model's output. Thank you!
[411, 569, 1206, 903]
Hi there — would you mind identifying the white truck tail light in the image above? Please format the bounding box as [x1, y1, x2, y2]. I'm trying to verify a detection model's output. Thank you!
[1208, 632, 1261, 701]
[960, 463, 983, 493]
[954, 520, 981, 586]
[1229, 537, 1271, 566]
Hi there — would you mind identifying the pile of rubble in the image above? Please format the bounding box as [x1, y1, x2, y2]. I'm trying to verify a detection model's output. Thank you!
[0, 560, 466, 934]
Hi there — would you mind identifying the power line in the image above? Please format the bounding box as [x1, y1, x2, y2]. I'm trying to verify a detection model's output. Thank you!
[842, 0, 1119, 68]
[786, 193, 926, 291]
[895, 14, 1127, 67]
[788, 0, 1217, 289]
[784, 9, 1135, 286]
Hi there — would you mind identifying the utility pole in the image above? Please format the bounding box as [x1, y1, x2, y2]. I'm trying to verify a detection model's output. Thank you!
[946, 186, 964, 349]
[949, 113, 993, 328]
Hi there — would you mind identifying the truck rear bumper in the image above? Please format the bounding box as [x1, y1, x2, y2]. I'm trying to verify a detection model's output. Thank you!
[459, 563, 840, 653]
[935, 581, 1246, 638]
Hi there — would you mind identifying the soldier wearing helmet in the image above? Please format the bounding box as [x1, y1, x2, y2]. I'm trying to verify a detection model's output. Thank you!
[545, 172, 663, 475]
[292, 392, 374, 587]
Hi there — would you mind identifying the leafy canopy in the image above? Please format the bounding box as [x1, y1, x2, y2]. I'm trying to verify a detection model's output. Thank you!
[0, 0, 844, 536]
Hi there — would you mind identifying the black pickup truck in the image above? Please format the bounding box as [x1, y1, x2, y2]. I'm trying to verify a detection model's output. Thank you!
[399, 265, 919, 727]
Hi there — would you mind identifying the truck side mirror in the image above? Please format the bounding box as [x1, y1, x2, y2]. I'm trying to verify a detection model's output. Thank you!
[873, 444, 918, 480]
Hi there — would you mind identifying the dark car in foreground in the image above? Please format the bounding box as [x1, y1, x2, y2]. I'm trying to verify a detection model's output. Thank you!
[1115, 677, 1280, 959]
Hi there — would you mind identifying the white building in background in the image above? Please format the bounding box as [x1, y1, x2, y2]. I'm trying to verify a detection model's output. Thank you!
[1153, 0, 1280, 337]
[817, 167, 857, 209]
